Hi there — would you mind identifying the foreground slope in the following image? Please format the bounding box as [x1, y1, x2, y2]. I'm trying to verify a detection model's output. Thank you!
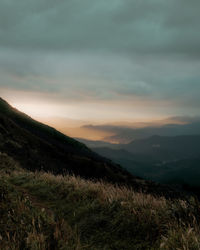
[0, 153, 200, 250]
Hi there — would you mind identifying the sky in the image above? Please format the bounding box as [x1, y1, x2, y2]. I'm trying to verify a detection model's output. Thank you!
[0, 0, 200, 141]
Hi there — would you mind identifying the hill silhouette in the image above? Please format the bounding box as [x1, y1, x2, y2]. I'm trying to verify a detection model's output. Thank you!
[0, 97, 185, 198]
[0, 97, 134, 183]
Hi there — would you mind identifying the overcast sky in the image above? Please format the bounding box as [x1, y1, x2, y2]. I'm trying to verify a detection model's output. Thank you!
[0, 0, 200, 123]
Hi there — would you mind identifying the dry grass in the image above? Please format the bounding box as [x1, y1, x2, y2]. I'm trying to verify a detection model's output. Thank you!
[32, 171, 167, 208]
[0, 154, 200, 249]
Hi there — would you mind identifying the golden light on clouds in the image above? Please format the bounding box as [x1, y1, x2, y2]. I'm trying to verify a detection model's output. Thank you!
[1, 87, 170, 121]
[8, 96, 171, 123]
[0, 87, 187, 142]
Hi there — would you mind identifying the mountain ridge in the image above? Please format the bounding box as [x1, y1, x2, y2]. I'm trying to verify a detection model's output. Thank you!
[0, 97, 185, 198]
[0, 97, 131, 182]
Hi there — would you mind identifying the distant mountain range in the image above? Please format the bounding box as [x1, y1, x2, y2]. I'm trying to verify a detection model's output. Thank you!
[78, 135, 200, 161]
[82, 118, 200, 143]
[78, 136, 200, 188]
[124, 135, 200, 161]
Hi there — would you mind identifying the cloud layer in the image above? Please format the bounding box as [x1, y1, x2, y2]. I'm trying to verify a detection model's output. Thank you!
[0, 0, 200, 120]
[83, 117, 200, 143]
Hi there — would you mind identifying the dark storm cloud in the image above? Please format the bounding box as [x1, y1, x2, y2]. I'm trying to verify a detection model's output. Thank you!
[0, 0, 200, 56]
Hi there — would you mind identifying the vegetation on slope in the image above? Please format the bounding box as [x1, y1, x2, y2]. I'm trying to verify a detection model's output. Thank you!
[1, 153, 200, 249]
[0, 97, 184, 198]
[0, 97, 136, 185]
[0, 97, 88, 151]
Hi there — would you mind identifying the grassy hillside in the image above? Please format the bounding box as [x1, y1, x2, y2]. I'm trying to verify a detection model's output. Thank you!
[1, 153, 200, 249]
[0, 98, 88, 151]
[0, 97, 186, 198]
[0, 97, 137, 185]
[1, 97, 200, 249]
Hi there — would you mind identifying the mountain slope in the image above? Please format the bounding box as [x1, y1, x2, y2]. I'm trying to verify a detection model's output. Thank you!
[0, 97, 188, 198]
[0, 97, 133, 183]
[1, 154, 200, 249]
[92, 147, 156, 178]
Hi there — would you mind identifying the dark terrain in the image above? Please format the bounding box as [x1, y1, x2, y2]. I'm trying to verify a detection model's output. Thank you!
[1, 97, 200, 249]
[0, 97, 181, 198]
[78, 135, 200, 190]
[0, 97, 130, 182]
